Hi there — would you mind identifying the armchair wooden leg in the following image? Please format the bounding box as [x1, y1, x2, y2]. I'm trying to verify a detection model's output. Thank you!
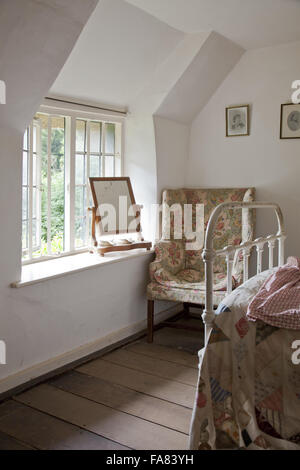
[147, 300, 154, 343]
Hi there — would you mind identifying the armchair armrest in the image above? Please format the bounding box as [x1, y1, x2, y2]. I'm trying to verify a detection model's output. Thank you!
[149, 240, 185, 282]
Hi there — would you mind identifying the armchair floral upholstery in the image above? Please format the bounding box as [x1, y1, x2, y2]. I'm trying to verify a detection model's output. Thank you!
[147, 188, 255, 307]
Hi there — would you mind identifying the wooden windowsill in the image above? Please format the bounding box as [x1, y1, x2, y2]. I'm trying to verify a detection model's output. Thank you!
[12, 249, 154, 288]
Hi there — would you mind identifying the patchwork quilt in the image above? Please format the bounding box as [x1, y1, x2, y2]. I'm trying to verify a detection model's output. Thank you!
[189, 270, 300, 450]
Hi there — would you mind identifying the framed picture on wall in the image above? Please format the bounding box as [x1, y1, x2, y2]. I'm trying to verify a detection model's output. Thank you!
[280, 103, 300, 139]
[226, 104, 249, 137]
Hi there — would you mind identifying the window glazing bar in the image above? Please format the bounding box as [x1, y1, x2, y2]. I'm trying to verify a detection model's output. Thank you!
[47, 117, 52, 255]
[28, 123, 33, 260]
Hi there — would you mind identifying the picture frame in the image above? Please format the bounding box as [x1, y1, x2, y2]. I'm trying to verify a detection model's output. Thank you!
[226, 104, 250, 137]
[280, 103, 300, 139]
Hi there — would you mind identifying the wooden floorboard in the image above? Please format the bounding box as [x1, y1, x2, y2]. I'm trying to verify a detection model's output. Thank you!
[50, 370, 191, 434]
[0, 319, 201, 450]
[77, 359, 195, 408]
[150, 327, 203, 354]
[0, 429, 34, 450]
[102, 348, 198, 386]
[15, 384, 188, 450]
[0, 400, 127, 450]
[168, 316, 204, 328]
[125, 341, 199, 369]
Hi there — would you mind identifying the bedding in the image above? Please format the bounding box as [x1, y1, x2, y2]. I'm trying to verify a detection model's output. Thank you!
[189, 269, 300, 450]
[247, 257, 300, 329]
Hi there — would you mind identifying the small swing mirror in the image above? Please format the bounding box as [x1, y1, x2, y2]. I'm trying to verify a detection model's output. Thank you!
[89, 177, 151, 256]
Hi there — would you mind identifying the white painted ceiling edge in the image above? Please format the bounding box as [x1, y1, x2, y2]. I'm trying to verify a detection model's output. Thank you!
[128, 28, 244, 124]
[50, 0, 184, 112]
[48, 0, 300, 120]
[155, 31, 244, 124]
[130, 32, 210, 114]
[49, 0, 246, 125]
[125, 0, 300, 51]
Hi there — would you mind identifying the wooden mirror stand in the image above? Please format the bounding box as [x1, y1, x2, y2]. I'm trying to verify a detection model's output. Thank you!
[89, 177, 152, 256]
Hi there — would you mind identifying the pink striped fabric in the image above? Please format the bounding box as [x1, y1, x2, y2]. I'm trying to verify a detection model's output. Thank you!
[247, 257, 300, 329]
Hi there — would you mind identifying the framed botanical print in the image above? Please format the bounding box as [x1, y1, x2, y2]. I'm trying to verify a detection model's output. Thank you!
[280, 103, 300, 139]
[226, 104, 249, 137]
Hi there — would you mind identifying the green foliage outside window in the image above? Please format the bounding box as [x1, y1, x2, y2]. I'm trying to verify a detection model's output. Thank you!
[38, 127, 65, 255]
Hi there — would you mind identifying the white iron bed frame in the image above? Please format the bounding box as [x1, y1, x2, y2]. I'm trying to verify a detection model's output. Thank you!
[202, 201, 286, 343]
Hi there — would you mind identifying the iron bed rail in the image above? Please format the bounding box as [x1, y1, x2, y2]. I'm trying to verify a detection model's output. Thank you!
[202, 201, 286, 343]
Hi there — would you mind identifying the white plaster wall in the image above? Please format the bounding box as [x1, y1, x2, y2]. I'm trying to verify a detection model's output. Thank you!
[0, 253, 155, 389]
[187, 41, 300, 260]
[50, 0, 183, 109]
[0, 1, 179, 392]
[124, 33, 210, 241]
[0, 0, 98, 130]
[124, 115, 158, 240]
[124, 32, 243, 243]
[125, 115, 189, 240]
[0, 0, 168, 393]
[156, 32, 244, 124]
[154, 116, 189, 199]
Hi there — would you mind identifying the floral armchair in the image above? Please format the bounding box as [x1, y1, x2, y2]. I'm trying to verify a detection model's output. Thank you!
[147, 187, 255, 342]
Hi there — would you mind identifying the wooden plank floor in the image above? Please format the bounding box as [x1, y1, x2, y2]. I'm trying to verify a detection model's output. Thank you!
[0, 316, 204, 450]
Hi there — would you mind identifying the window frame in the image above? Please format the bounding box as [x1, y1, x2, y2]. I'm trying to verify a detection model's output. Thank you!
[22, 103, 125, 265]
[22, 119, 42, 260]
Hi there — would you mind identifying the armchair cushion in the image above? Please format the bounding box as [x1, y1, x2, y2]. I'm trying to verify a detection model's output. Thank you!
[147, 280, 228, 306]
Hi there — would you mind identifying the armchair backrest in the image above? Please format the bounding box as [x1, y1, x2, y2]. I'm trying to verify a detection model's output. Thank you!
[161, 187, 255, 274]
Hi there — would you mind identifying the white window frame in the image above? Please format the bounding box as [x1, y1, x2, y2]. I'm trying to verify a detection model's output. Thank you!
[22, 102, 125, 265]
[22, 119, 42, 260]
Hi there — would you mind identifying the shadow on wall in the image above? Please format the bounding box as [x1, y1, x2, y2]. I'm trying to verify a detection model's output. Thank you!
[255, 180, 299, 262]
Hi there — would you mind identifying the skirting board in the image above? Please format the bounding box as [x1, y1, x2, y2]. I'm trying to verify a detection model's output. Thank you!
[0, 303, 182, 399]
